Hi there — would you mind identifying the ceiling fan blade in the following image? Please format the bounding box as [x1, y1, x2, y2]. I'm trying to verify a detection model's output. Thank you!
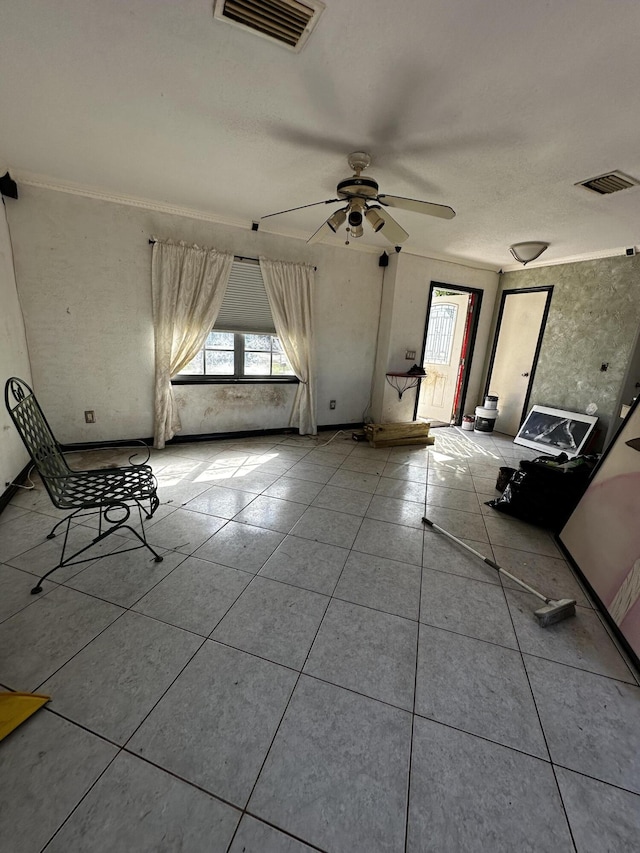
[307, 220, 333, 245]
[374, 208, 409, 245]
[265, 124, 356, 156]
[261, 199, 340, 220]
[381, 161, 441, 197]
[378, 194, 456, 220]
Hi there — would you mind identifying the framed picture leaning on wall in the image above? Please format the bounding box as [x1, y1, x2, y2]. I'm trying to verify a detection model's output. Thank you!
[514, 405, 598, 458]
[558, 396, 640, 666]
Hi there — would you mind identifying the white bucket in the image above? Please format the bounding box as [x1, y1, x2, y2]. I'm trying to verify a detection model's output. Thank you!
[474, 405, 499, 433]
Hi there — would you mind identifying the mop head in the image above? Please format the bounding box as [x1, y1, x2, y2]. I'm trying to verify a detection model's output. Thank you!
[421, 516, 577, 629]
[534, 599, 576, 627]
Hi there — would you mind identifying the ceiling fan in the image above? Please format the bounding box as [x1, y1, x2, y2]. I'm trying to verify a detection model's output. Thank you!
[260, 152, 455, 246]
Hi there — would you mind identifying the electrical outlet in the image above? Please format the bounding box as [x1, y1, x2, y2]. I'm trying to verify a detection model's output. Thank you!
[84, 410, 95, 423]
[405, 350, 416, 360]
[329, 400, 336, 410]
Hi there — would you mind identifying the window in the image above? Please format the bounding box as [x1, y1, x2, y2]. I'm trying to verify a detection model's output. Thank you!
[174, 259, 296, 382]
[424, 303, 458, 365]
[178, 330, 295, 380]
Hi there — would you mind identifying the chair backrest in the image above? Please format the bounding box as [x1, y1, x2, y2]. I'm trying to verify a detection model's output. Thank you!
[5, 377, 70, 504]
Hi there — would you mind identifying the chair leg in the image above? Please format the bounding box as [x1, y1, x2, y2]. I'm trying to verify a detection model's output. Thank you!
[132, 493, 159, 521]
[46, 507, 85, 540]
[31, 501, 163, 594]
[133, 502, 163, 561]
[147, 493, 160, 520]
[119, 524, 164, 563]
[31, 515, 74, 593]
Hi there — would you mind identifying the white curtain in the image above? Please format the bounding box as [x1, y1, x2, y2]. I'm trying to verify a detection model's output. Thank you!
[152, 239, 233, 449]
[259, 257, 316, 435]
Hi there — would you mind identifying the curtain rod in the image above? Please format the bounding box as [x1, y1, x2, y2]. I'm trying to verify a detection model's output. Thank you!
[148, 239, 255, 263]
[148, 239, 316, 270]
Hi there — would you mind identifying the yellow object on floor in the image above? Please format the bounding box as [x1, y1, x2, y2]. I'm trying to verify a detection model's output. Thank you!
[0, 692, 50, 741]
[364, 421, 435, 448]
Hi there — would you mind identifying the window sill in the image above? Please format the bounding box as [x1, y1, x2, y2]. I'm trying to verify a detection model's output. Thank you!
[172, 377, 299, 385]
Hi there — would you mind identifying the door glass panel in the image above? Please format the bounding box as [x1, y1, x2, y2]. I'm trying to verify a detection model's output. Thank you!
[424, 304, 458, 365]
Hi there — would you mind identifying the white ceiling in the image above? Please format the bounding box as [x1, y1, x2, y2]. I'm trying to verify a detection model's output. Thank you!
[2, 0, 640, 270]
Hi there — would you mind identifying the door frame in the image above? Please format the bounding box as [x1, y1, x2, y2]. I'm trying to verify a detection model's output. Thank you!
[414, 281, 484, 425]
[484, 285, 554, 432]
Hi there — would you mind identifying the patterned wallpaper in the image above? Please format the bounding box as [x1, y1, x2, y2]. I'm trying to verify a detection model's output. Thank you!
[499, 254, 640, 448]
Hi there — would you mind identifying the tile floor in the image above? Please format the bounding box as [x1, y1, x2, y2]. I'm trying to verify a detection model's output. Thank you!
[1, 427, 640, 852]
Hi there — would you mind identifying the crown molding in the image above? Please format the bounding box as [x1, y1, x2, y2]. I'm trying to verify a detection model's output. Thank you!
[14, 170, 385, 255]
[15, 171, 627, 273]
[500, 245, 636, 273]
[13, 171, 250, 229]
[399, 248, 499, 273]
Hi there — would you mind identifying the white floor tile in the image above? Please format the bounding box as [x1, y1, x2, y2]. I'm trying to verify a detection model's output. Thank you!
[44, 751, 240, 852]
[407, 717, 572, 852]
[1, 430, 638, 852]
[128, 641, 297, 806]
[249, 677, 412, 853]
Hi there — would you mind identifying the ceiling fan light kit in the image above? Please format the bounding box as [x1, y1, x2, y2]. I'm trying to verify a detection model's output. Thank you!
[261, 152, 456, 246]
[365, 206, 385, 233]
[509, 241, 549, 264]
[327, 208, 346, 232]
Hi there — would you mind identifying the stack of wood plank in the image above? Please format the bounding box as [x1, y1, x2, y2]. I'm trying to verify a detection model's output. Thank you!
[364, 421, 435, 448]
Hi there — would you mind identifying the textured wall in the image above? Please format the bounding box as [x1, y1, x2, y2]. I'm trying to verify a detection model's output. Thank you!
[499, 255, 640, 446]
[8, 186, 383, 442]
[372, 252, 499, 424]
[0, 192, 32, 489]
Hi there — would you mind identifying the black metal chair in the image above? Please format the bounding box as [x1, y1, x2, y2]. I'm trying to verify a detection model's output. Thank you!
[4, 377, 163, 594]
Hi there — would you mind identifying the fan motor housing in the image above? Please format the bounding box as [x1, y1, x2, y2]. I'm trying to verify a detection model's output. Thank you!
[337, 176, 379, 200]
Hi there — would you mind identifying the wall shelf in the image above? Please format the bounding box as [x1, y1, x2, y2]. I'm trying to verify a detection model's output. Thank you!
[385, 371, 425, 400]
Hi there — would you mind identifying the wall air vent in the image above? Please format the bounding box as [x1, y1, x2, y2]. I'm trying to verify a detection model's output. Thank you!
[577, 171, 639, 195]
[213, 0, 325, 52]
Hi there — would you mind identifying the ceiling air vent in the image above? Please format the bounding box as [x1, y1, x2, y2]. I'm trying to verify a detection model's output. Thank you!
[213, 0, 325, 52]
[577, 171, 639, 195]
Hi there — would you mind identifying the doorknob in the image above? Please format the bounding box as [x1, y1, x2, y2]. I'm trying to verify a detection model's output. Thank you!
[521, 372, 530, 377]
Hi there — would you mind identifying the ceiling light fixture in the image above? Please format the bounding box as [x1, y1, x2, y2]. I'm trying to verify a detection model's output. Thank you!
[327, 208, 347, 232]
[509, 241, 549, 265]
[364, 206, 385, 233]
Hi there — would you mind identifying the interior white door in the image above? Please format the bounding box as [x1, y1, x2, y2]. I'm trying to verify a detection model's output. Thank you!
[487, 289, 550, 435]
[418, 293, 469, 423]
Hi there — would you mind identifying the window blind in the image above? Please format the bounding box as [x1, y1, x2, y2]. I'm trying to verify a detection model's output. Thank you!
[214, 259, 276, 334]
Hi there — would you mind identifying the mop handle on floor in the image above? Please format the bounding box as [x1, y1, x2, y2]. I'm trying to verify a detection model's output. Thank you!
[422, 517, 552, 605]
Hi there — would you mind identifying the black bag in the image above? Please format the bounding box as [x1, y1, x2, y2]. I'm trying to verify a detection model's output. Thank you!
[496, 466, 517, 492]
[486, 453, 598, 530]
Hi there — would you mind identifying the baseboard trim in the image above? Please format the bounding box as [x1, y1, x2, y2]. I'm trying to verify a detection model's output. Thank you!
[60, 423, 364, 453]
[1, 423, 364, 517]
[555, 535, 640, 676]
